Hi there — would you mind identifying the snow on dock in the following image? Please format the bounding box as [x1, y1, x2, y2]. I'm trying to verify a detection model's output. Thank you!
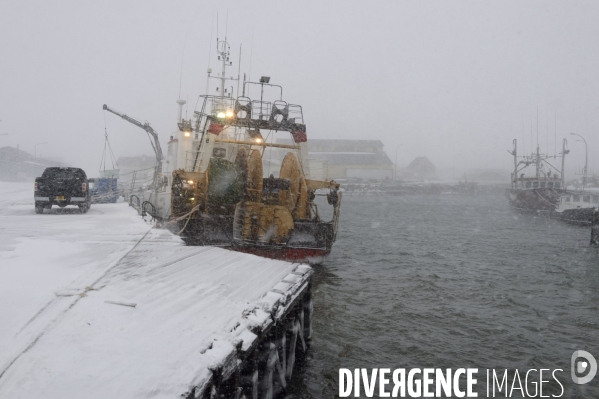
[0, 182, 313, 398]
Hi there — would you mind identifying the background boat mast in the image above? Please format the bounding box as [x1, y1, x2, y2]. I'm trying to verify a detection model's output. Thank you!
[561, 138, 569, 186]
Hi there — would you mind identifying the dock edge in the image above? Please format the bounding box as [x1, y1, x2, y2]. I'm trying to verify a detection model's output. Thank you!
[184, 264, 314, 399]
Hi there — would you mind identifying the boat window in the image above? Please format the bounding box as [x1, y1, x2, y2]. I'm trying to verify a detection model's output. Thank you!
[565, 196, 571, 202]
[526, 182, 532, 188]
[584, 195, 591, 202]
[594, 195, 599, 203]
[573, 195, 581, 202]
[533, 182, 539, 188]
[540, 182, 546, 188]
[554, 182, 561, 188]
[547, 182, 553, 188]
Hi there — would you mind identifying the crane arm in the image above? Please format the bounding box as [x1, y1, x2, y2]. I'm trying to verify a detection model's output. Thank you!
[102, 104, 163, 162]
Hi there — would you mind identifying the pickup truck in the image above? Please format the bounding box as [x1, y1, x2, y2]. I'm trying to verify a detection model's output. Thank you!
[34, 167, 91, 214]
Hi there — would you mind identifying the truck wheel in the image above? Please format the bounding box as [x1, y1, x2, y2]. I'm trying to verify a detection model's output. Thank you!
[35, 205, 44, 214]
[79, 204, 88, 214]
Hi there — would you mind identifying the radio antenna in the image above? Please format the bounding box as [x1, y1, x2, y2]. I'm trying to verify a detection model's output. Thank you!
[536, 106, 539, 151]
[546, 104, 549, 156]
[248, 27, 254, 96]
[530, 113, 533, 156]
[178, 36, 186, 100]
[225, 9, 228, 39]
[554, 109, 557, 156]
[196, 13, 215, 112]
[206, 13, 214, 82]
[237, 44, 242, 98]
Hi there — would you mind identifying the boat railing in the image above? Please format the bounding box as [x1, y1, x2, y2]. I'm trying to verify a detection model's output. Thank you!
[520, 180, 563, 189]
[194, 95, 305, 131]
[211, 96, 237, 115]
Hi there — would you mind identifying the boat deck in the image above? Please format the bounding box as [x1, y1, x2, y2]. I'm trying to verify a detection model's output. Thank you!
[0, 182, 311, 398]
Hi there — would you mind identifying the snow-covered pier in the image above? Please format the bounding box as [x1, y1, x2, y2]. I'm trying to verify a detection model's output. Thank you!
[0, 182, 313, 398]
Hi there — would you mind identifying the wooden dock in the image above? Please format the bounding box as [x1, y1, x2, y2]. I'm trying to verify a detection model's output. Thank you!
[0, 182, 313, 398]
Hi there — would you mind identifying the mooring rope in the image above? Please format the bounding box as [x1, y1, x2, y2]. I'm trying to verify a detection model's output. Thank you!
[534, 189, 555, 207]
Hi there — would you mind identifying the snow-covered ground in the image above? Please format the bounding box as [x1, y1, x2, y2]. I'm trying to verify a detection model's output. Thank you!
[0, 182, 309, 398]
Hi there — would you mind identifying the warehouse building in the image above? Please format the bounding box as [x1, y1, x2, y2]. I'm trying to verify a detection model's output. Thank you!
[276, 139, 393, 180]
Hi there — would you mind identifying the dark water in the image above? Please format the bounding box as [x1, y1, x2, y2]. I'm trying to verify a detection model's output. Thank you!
[288, 194, 599, 398]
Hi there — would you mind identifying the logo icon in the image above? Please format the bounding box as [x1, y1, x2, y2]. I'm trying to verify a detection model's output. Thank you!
[571, 350, 597, 385]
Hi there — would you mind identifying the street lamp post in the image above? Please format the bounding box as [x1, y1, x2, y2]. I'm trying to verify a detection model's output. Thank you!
[35, 142, 48, 159]
[394, 144, 403, 181]
[569, 133, 588, 191]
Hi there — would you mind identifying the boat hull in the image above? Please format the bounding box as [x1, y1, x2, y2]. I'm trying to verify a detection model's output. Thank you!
[508, 189, 599, 226]
[508, 188, 563, 214]
[552, 208, 599, 226]
[231, 245, 330, 265]
[174, 215, 335, 265]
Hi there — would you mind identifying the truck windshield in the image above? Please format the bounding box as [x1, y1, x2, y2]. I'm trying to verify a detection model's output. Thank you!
[42, 168, 86, 179]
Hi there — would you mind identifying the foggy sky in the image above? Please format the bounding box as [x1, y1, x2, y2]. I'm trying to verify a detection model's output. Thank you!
[1, 0, 598, 178]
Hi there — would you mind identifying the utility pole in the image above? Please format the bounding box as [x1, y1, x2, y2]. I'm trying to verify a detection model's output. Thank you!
[570, 133, 588, 191]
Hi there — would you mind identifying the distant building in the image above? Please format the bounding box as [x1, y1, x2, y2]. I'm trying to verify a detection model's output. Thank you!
[405, 157, 437, 180]
[0, 146, 66, 181]
[276, 139, 393, 180]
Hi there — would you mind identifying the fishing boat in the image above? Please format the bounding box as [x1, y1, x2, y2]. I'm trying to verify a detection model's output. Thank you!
[552, 191, 599, 226]
[507, 139, 568, 215]
[106, 37, 342, 265]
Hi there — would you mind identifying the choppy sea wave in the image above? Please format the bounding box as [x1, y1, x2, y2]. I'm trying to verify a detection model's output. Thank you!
[287, 194, 599, 398]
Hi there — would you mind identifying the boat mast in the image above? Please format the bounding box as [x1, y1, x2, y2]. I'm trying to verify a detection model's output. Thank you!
[561, 138, 569, 186]
[536, 144, 541, 178]
[195, 37, 238, 173]
[218, 38, 228, 97]
[512, 139, 518, 188]
[208, 36, 239, 103]
[177, 99, 186, 123]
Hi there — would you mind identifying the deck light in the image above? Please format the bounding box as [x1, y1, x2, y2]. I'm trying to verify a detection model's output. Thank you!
[216, 111, 226, 119]
[181, 124, 193, 137]
[187, 180, 194, 184]
[225, 110, 234, 118]
[248, 129, 264, 143]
